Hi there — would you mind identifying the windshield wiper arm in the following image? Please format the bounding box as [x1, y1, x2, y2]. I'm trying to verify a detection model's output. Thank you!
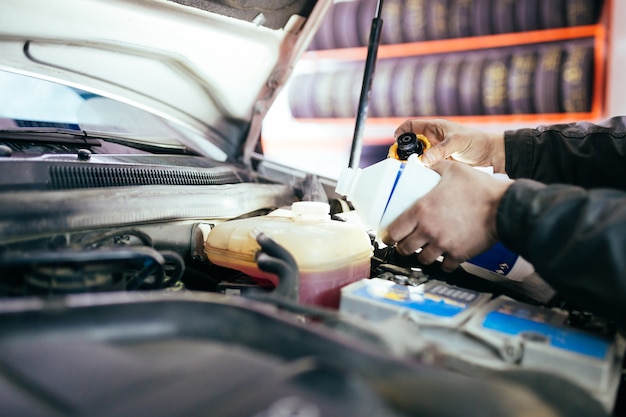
[0, 128, 195, 154]
[0, 128, 101, 146]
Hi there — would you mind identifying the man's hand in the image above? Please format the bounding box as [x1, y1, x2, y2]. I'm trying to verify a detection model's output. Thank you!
[394, 119, 506, 173]
[381, 159, 513, 272]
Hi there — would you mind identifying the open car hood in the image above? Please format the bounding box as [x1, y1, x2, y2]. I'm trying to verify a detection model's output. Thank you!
[0, 0, 330, 161]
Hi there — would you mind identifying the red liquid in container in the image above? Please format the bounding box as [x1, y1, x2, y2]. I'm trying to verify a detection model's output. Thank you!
[204, 202, 372, 308]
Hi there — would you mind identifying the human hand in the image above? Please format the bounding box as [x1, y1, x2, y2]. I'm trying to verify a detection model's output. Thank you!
[381, 159, 513, 272]
[394, 119, 506, 173]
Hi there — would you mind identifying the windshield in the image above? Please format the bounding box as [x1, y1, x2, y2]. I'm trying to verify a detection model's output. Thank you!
[0, 70, 227, 160]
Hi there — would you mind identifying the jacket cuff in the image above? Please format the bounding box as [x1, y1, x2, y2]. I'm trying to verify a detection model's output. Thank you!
[496, 179, 546, 257]
[504, 128, 537, 179]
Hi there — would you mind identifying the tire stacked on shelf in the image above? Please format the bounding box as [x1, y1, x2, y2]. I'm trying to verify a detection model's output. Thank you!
[312, 6, 336, 50]
[311, 70, 338, 118]
[425, 0, 449, 40]
[309, 0, 603, 50]
[288, 62, 365, 119]
[355, 0, 377, 47]
[380, 0, 404, 45]
[535, 45, 565, 113]
[332, 0, 362, 48]
[562, 42, 594, 112]
[370, 58, 399, 117]
[436, 55, 463, 116]
[401, 0, 427, 43]
[482, 52, 511, 115]
[288, 39, 594, 119]
[458, 56, 485, 115]
[493, 0, 515, 35]
[515, 0, 541, 32]
[413, 57, 440, 116]
[508, 49, 538, 114]
[389, 57, 419, 118]
[288, 73, 317, 118]
[471, 0, 493, 37]
[333, 62, 364, 118]
[566, 0, 603, 26]
[448, 0, 473, 38]
[540, 0, 566, 29]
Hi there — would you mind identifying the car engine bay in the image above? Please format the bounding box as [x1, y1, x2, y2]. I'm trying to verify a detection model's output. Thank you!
[0, 143, 624, 417]
[2, 0, 623, 414]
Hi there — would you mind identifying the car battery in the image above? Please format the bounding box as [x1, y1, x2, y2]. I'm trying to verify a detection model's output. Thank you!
[462, 296, 624, 410]
[340, 278, 624, 411]
[339, 277, 491, 328]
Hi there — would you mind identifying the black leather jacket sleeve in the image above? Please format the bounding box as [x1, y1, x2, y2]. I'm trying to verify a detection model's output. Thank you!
[497, 117, 626, 327]
[504, 116, 626, 188]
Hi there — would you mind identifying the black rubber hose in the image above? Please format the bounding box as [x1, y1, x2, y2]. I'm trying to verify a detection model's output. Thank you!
[126, 258, 164, 291]
[0, 246, 166, 292]
[255, 233, 299, 301]
[160, 250, 185, 287]
[73, 228, 153, 249]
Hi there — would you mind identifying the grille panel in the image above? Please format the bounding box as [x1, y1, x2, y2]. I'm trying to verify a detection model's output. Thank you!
[49, 165, 243, 189]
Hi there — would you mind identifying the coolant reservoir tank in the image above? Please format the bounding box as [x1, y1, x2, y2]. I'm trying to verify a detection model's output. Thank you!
[204, 202, 373, 308]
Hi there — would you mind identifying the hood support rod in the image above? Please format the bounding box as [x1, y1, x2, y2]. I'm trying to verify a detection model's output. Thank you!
[348, 0, 384, 169]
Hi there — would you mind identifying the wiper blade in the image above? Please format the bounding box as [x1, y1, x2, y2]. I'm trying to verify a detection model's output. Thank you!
[85, 130, 193, 154]
[0, 128, 195, 154]
[0, 128, 100, 146]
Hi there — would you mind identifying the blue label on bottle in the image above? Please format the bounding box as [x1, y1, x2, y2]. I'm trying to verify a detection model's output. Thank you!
[467, 242, 519, 276]
[382, 163, 405, 223]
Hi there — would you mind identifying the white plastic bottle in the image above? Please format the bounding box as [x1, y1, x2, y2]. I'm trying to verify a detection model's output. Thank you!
[335, 154, 440, 234]
[335, 154, 554, 302]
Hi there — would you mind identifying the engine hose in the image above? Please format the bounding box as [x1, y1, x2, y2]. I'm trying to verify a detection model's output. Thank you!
[255, 233, 299, 301]
[161, 250, 185, 286]
[0, 246, 167, 293]
[73, 228, 153, 249]
[125, 257, 164, 291]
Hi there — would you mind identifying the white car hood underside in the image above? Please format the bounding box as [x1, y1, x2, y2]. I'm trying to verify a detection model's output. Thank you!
[0, 0, 329, 160]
